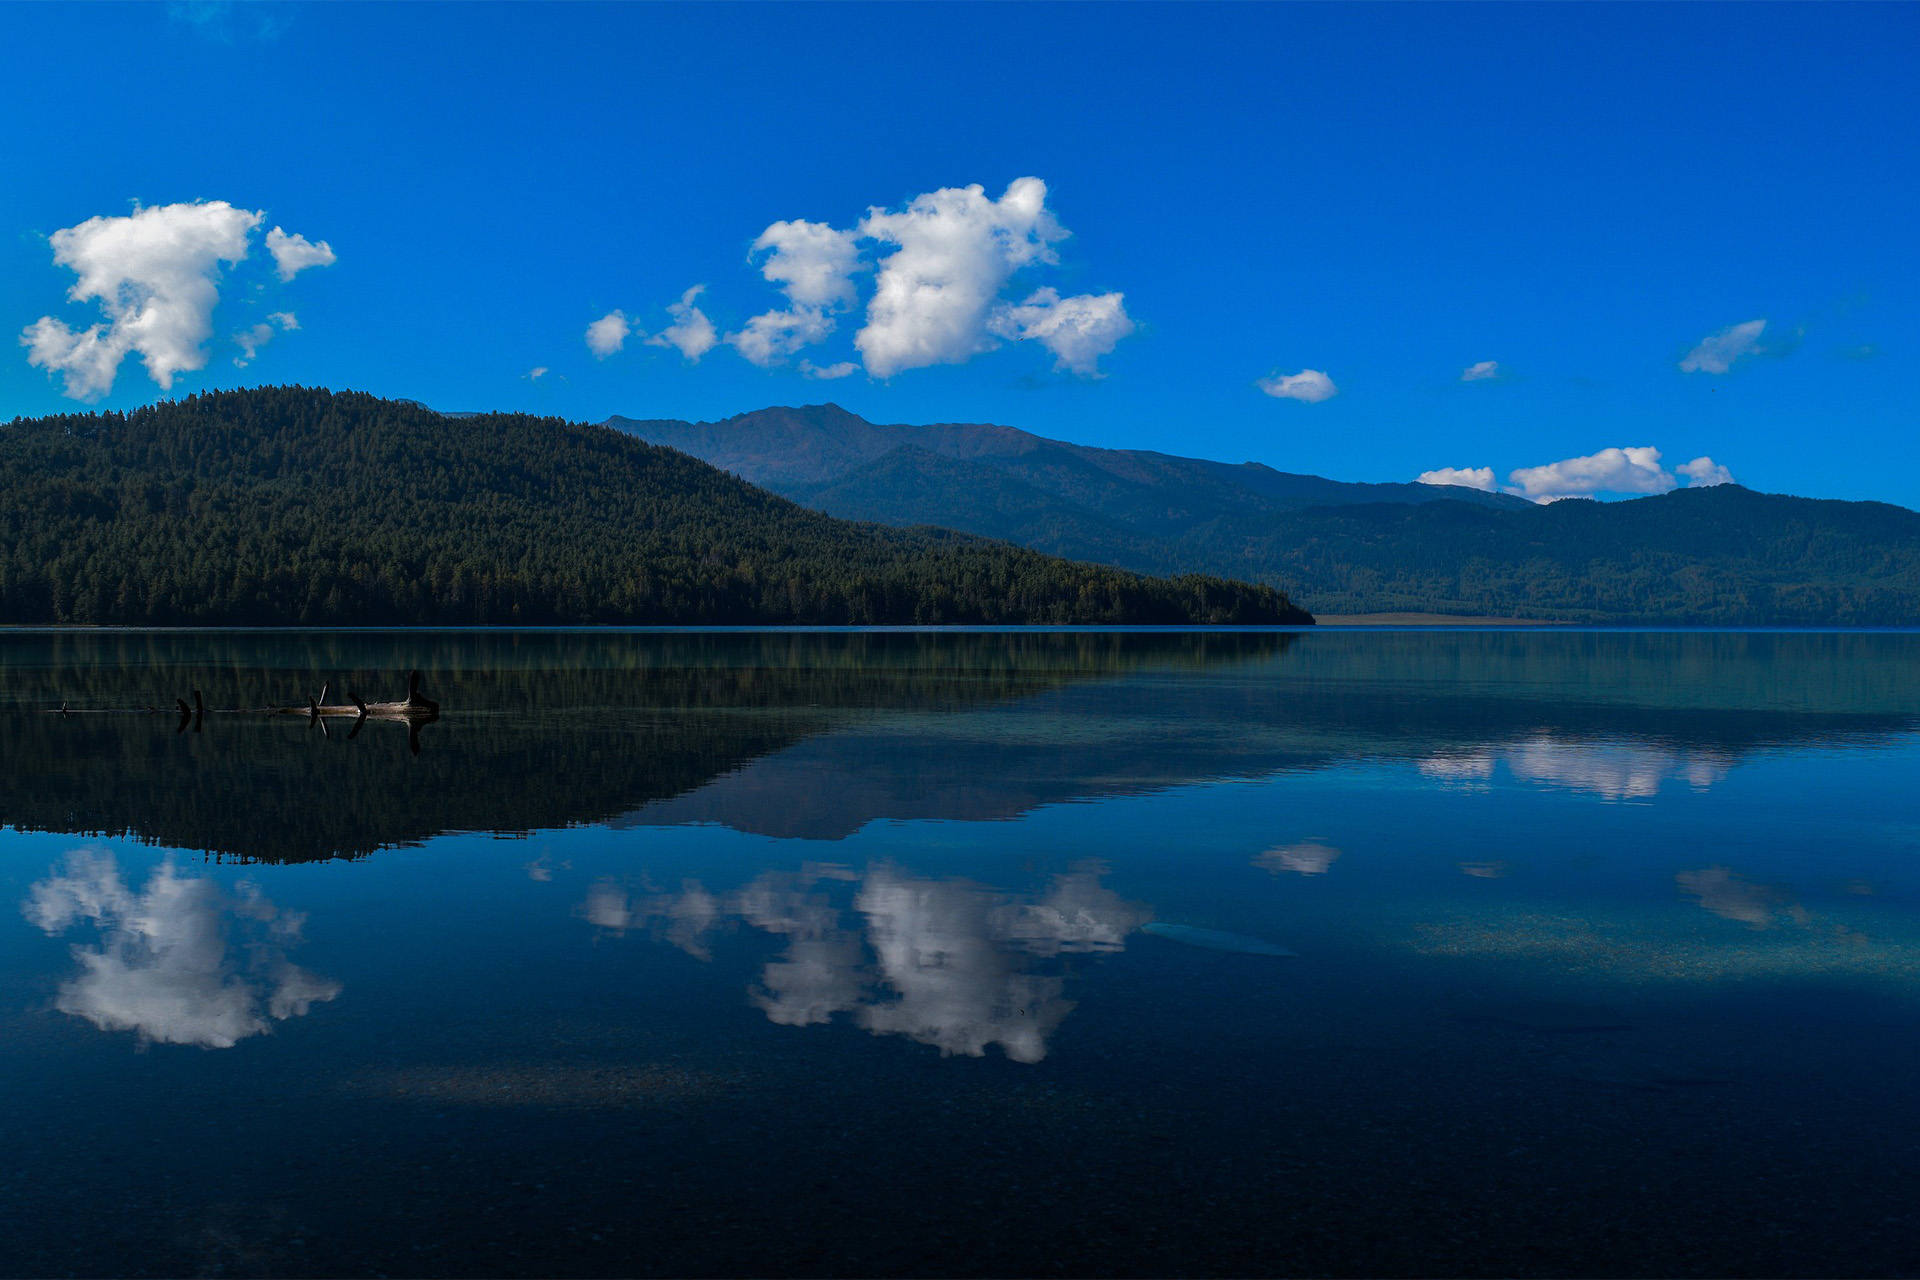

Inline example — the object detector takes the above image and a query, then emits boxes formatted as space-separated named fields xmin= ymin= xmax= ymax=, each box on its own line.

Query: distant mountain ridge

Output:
xmin=607 ymin=404 xmax=1920 ymax=625
xmin=609 ymin=403 xmax=1530 ymax=512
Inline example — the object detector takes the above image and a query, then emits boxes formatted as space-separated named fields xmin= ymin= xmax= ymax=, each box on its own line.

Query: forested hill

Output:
xmin=0 ymin=388 xmax=1307 ymax=626
xmin=609 ymin=404 xmax=1920 ymax=625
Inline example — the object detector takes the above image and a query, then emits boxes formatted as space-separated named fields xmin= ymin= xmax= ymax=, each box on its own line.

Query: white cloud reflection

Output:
xmin=1252 ymin=839 xmax=1341 ymax=876
xmin=22 ymin=851 xmax=340 ymax=1049
xmin=1418 ymin=736 xmax=1731 ymax=800
xmin=581 ymin=861 xmax=1148 ymax=1063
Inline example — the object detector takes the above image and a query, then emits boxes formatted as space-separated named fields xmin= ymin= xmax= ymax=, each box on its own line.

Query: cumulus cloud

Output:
xmin=1680 ymin=319 xmax=1766 ymax=374
xmin=749 ymin=218 xmax=863 ymax=311
xmin=729 ymin=221 xmax=865 ymax=368
xmin=264 ymin=226 xmax=335 ymax=281
xmin=595 ymin=177 xmax=1135 ymax=379
xmin=1677 ymin=456 xmax=1735 ymax=487
xmin=1416 ymin=466 xmax=1497 ymax=492
xmin=854 ymin=177 xmax=1066 ymax=378
xmin=1460 ymin=360 xmax=1501 ymax=382
xmin=23 ymin=851 xmax=341 ymax=1049
xmin=525 ymin=366 xmax=549 ymax=380
xmin=987 ymin=287 xmax=1135 ymax=376
xmin=1258 ymin=368 xmax=1338 ymax=403
xmin=22 ymin=200 xmax=263 ymax=399
xmin=729 ymin=305 xmax=837 ymax=368
xmin=1506 ymin=445 xmax=1676 ymax=503
xmin=646 ymin=286 xmax=717 ymax=362
xmin=585 ymin=310 xmax=630 ymax=358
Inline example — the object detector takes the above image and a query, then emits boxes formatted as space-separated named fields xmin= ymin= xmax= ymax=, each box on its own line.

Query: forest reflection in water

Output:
xmin=0 ymin=628 xmax=1914 ymax=860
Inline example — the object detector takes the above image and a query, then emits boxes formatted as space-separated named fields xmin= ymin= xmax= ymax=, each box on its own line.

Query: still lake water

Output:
xmin=1 ymin=628 xmax=1916 ymax=1278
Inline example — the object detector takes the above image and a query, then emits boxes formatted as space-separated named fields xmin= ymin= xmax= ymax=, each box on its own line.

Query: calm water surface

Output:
xmin=1 ymin=629 xmax=1916 ymax=1278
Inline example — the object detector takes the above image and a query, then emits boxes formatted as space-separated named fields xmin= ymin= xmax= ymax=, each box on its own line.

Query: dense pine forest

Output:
xmin=0 ymin=388 xmax=1308 ymax=626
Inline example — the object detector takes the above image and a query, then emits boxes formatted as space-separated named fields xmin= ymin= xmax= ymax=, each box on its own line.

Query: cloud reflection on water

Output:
xmin=1253 ymin=840 xmax=1342 ymax=876
xmin=1420 ymin=736 xmax=1732 ymax=800
xmin=22 ymin=851 xmax=341 ymax=1048
xmin=582 ymin=861 xmax=1149 ymax=1063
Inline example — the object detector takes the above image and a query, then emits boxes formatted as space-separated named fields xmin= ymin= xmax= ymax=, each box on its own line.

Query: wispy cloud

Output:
xmin=1680 ymin=319 xmax=1766 ymax=374
xmin=231 ymin=310 xmax=297 ymax=367
xmin=1258 ymin=368 xmax=1338 ymax=403
xmin=1415 ymin=466 xmax=1496 ymax=492
xmin=1460 ymin=360 xmax=1501 ymax=382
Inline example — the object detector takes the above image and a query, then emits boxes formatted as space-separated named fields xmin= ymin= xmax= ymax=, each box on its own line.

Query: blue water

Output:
xmin=1 ymin=630 xmax=1915 ymax=1277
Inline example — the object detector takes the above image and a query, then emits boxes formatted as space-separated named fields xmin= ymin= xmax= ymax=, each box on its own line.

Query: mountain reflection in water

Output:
xmin=581 ymin=861 xmax=1149 ymax=1063
xmin=0 ymin=629 xmax=1915 ymax=861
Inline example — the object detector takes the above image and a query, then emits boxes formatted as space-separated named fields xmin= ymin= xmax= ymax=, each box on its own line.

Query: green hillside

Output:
xmin=0 ymin=388 xmax=1307 ymax=626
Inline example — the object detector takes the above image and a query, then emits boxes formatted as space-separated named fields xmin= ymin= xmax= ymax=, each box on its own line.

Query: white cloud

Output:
xmin=233 ymin=323 xmax=273 ymax=367
xmin=1259 ymin=368 xmax=1338 ymax=403
xmin=22 ymin=200 xmax=262 ymax=399
xmin=585 ymin=310 xmax=630 ymax=358
xmin=1506 ymin=445 xmax=1676 ymax=503
xmin=1460 ymin=360 xmax=1500 ymax=382
xmin=264 ymin=226 xmax=336 ymax=281
xmin=600 ymin=177 xmax=1132 ymax=380
xmin=988 ymin=287 xmax=1135 ymax=376
xmin=23 ymin=851 xmax=340 ymax=1049
xmin=1416 ymin=466 xmax=1497 ymax=492
xmin=749 ymin=219 xmax=862 ymax=311
xmin=1680 ymin=319 xmax=1766 ymax=374
xmin=729 ymin=305 xmax=836 ymax=368
xmin=1677 ymin=456 xmax=1735 ymax=487
xmin=646 ymin=286 xmax=717 ymax=363
xmin=854 ymin=177 xmax=1067 ymax=378
xmin=525 ymin=366 xmax=549 ymax=380
xmin=231 ymin=309 xmax=299 ymax=367
xmin=728 ymin=220 xmax=862 ymax=368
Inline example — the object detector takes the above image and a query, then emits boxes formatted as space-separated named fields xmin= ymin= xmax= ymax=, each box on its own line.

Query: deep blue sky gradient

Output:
xmin=2 ymin=2 xmax=1913 ymax=503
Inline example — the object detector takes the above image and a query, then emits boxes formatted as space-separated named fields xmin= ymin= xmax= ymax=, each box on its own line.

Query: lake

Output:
xmin=1 ymin=628 xmax=1916 ymax=1278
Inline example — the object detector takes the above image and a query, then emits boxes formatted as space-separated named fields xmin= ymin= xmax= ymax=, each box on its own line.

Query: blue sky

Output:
xmin=2 ymin=2 xmax=1914 ymax=505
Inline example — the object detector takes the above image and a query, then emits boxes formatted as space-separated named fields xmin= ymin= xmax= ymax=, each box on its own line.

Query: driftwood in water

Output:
xmin=281 ymin=669 xmax=440 ymax=722
xmin=46 ymin=670 xmax=439 ymax=729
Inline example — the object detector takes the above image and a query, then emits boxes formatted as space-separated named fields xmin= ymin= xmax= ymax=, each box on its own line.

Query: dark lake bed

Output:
xmin=2 ymin=628 xmax=1916 ymax=1278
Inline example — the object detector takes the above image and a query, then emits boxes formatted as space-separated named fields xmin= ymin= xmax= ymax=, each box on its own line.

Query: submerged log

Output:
xmin=281 ymin=669 xmax=440 ymax=722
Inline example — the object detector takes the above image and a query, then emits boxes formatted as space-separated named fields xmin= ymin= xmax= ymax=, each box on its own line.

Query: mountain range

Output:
xmin=610 ymin=405 xmax=1920 ymax=625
